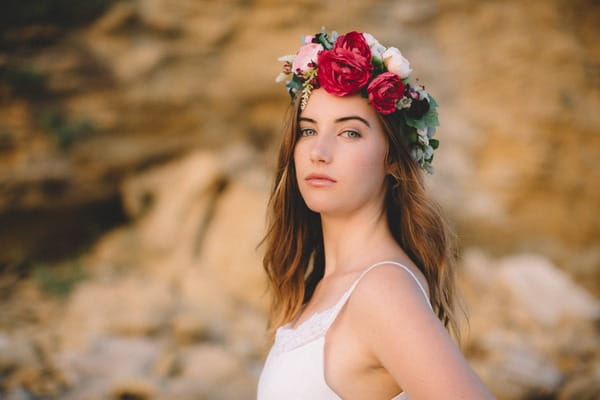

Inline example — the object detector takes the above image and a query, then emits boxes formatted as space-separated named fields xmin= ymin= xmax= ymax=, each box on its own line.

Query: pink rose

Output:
xmin=367 ymin=72 xmax=405 ymax=114
xmin=292 ymin=43 xmax=324 ymax=75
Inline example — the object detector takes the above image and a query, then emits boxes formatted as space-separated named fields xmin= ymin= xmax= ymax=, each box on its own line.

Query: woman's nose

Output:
xmin=309 ymin=136 xmax=332 ymax=164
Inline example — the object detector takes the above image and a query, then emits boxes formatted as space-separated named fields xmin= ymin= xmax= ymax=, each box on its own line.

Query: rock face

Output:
xmin=461 ymin=249 xmax=600 ymax=400
xmin=47 ymin=150 xmax=267 ymax=399
xmin=0 ymin=0 xmax=599 ymax=399
xmin=432 ymin=0 xmax=600 ymax=296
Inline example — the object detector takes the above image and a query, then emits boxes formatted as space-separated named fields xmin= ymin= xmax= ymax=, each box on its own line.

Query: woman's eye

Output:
xmin=299 ymin=128 xmax=316 ymax=137
xmin=342 ymin=130 xmax=361 ymax=139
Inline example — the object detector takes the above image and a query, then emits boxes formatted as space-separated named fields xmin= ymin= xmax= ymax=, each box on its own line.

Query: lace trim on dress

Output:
xmin=270 ymin=261 xmax=431 ymax=357
xmin=271 ymin=291 xmax=349 ymax=356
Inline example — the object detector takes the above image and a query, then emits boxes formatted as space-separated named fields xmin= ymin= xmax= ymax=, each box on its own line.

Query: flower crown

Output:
xmin=276 ymin=28 xmax=440 ymax=174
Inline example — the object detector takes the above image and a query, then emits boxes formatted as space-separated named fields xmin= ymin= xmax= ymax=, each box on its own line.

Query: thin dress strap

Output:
xmin=273 ymin=261 xmax=432 ymax=355
xmin=330 ymin=261 xmax=432 ymax=319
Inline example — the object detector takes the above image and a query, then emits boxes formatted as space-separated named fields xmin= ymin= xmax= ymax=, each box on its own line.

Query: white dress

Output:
xmin=257 ymin=261 xmax=432 ymax=399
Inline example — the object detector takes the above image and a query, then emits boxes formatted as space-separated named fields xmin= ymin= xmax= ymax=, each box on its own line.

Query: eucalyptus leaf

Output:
xmin=286 ymin=78 xmax=302 ymax=91
xmin=422 ymin=106 xmax=439 ymax=127
xmin=424 ymin=145 xmax=434 ymax=159
xmin=404 ymin=114 xmax=426 ymax=130
xmin=317 ymin=33 xmax=333 ymax=49
xmin=428 ymin=95 xmax=438 ymax=107
xmin=427 ymin=126 xmax=436 ymax=138
xmin=415 ymin=148 xmax=424 ymax=160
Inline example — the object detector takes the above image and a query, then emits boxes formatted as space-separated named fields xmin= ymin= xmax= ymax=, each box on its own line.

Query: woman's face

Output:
xmin=294 ymin=88 xmax=389 ymax=217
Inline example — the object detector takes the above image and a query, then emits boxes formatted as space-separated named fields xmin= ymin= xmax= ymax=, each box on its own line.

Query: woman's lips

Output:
xmin=305 ymin=173 xmax=336 ymax=187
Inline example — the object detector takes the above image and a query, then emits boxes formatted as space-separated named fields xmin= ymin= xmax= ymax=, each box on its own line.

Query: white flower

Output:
xmin=424 ymin=145 xmax=434 ymax=159
xmin=275 ymin=71 xmax=290 ymax=83
xmin=363 ymin=32 xmax=386 ymax=60
xmin=397 ymin=96 xmax=412 ymax=110
xmin=417 ymin=130 xmax=429 ymax=146
xmin=382 ymin=47 xmax=412 ymax=79
xmin=330 ymin=30 xmax=339 ymax=43
xmin=277 ymin=55 xmax=296 ymax=63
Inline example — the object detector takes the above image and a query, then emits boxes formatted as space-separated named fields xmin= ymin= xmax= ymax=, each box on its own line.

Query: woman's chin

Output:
xmin=303 ymin=200 xmax=351 ymax=216
xmin=304 ymin=200 xmax=336 ymax=214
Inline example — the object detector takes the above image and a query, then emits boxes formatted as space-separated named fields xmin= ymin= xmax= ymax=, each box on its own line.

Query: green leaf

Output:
xmin=426 ymin=126 xmax=436 ymax=138
xmin=428 ymin=94 xmax=438 ymax=107
xmin=430 ymin=139 xmax=439 ymax=149
xmin=407 ymin=131 xmax=418 ymax=143
xmin=287 ymin=74 xmax=303 ymax=91
xmin=404 ymin=114 xmax=426 ymax=130
xmin=422 ymin=105 xmax=439 ymax=127
xmin=317 ymin=33 xmax=333 ymax=50
xmin=371 ymin=57 xmax=385 ymax=73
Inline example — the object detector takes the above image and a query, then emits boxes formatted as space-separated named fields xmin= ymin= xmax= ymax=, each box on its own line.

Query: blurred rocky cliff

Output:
xmin=0 ymin=0 xmax=598 ymax=399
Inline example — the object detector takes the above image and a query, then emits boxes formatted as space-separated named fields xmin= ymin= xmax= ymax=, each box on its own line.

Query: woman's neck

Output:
xmin=320 ymin=205 xmax=400 ymax=278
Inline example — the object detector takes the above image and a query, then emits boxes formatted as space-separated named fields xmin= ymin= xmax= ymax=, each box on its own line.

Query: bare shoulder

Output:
xmin=344 ymin=263 xmax=495 ymax=398
xmin=344 ymin=262 xmax=442 ymax=353
xmin=347 ymin=262 xmax=433 ymax=321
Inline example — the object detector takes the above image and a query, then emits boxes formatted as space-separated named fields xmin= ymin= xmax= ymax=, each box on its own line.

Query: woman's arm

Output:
xmin=348 ymin=265 xmax=495 ymax=399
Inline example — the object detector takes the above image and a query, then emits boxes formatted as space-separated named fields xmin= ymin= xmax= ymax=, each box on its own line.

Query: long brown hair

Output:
xmin=261 ymin=96 xmax=460 ymax=344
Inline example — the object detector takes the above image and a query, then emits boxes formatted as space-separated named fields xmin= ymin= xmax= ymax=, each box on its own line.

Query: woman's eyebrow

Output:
xmin=335 ymin=116 xmax=371 ymax=128
xmin=298 ymin=116 xmax=371 ymax=128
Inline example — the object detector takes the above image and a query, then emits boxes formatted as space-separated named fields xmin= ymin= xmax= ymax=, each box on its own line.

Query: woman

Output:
xmin=257 ymin=29 xmax=494 ymax=399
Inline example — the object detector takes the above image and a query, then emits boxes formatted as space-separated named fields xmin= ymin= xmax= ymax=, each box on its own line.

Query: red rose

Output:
xmin=317 ymin=47 xmax=373 ymax=96
xmin=367 ymin=72 xmax=405 ymax=114
xmin=334 ymin=31 xmax=371 ymax=60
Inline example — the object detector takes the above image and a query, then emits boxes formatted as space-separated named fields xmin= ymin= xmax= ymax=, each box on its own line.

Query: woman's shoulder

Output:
xmin=346 ymin=261 xmax=433 ymax=323
xmin=342 ymin=262 xmax=443 ymax=366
